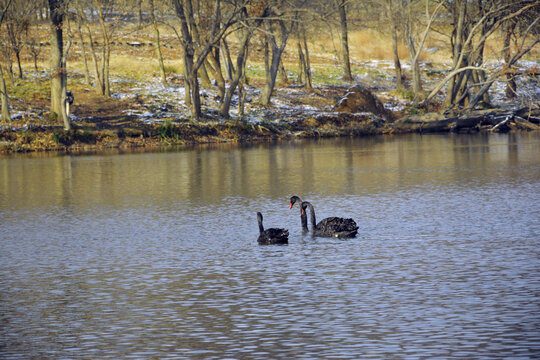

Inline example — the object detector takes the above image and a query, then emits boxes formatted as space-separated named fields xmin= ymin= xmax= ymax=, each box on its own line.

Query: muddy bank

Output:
xmin=1 ymin=107 xmax=538 ymax=154
xmin=0 ymin=113 xmax=380 ymax=154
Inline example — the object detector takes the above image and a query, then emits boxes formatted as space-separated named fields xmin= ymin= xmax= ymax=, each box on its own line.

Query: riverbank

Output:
xmin=1 ymin=105 xmax=539 ymax=154
xmin=2 ymin=60 xmax=539 ymax=155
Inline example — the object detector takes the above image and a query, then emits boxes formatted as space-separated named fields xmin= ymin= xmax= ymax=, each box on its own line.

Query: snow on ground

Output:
xmin=3 ymin=59 xmax=538 ymax=131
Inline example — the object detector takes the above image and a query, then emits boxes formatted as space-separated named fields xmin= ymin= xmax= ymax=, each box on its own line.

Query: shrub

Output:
xmin=53 ymin=129 xmax=73 ymax=146
xmin=157 ymin=121 xmax=180 ymax=140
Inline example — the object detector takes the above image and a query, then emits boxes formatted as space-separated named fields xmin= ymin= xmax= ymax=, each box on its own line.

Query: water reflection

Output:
xmin=1 ymin=133 xmax=539 ymax=359
xmin=2 ymin=134 xmax=539 ymax=210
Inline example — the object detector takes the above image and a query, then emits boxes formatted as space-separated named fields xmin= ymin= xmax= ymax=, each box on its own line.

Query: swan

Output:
xmin=301 ymin=201 xmax=358 ymax=238
xmin=289 ymin=195 xmax=303 ymax=209
xmin=256 ymin=212 xmax=289 ymax=245
xmin=289 ymin=195 xmax=308 ymax=232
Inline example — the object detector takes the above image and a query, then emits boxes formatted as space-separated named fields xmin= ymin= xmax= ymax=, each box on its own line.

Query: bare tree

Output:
xmin=384 ymin=0 xmax=403 ymax=88
xmin=260 ymin=2 xmax=296 ymax=106
xmin=293 ymin=7 xmax=312 ymax=89
xmin=219 ymin=13 xmax=251 ymax=117
xmin=4 ymin=0 xmax=34 ymax=79
xmin=219 ymin=3 xmax=269 ymax=117
xmin=77 ymin=6 xmax=103 ymax=91
xmin=75 ymin=17 xmax=91 ymax=85
xmin=49 ymin=0 xmax=70 ymax=130
xmin=0 ymin=0 xmax=13 ymax=123
xmin=422 ymin=0 xmax=539 ymax=109
xmin=149 ymin=0 xmax=167 ymax=86
xmin=171 ymin=0 xmax=242 ymax=118
xmin=399 ymin=0 xmax=443 ymax=104
xmin=27 ymin=24 xmax=44 ymax=72
xmin=502 ymin=18 xmax=517 ymax=98
xmin=76 ymin=0 xmax=122 ymax=97
xmin=334 ymin=0 xmax=352 ymax=81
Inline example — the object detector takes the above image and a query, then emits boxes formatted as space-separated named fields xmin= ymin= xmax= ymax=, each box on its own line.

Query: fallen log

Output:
xmin=490 ymin=116 xmax=512 ymax=132
xmin=393 ymin=108 xmax=540 ymax=133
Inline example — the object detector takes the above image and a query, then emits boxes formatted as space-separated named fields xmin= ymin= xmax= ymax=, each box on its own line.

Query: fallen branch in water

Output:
xmin=490 ymin=116 xmax=511 ymax=132
xmin=393 ymin=108 xmax=540 ymax=134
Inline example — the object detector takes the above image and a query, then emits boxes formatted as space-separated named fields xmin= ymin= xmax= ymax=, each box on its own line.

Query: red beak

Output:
xmin=301 ymin=208 xmax=305 ymax=215
xmin=289 ymin=202 xmax=293 ymax=209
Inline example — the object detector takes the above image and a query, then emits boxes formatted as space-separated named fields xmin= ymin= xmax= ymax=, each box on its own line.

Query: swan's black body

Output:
xmin=257 ymin=212 xmax=289 ymax=245
xmin=301 ymin=201 xmax=358 ymax=238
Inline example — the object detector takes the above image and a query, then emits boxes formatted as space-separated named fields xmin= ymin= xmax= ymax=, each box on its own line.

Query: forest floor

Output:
xmin=1 ymin=52 xmax=539 ymax=154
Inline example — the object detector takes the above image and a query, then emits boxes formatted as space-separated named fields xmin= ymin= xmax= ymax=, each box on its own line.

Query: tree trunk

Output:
xmin=15 ymin=50 xmax=23 ymax=79
xmin=220 ymin=28 xmax=250 ymax=117
xmin=79 ymin=8 xmax=103 ymax=92
xmin=302 ymin=27 xmax=312 ymax=89
xmin=221 ymin=38 xmax=234 ymax=81
xmin=173 ymin=0 xmax=201 ymax=118
xmin=402 ymin=9 xmax=423 ymax=104
xmin=278 ymin=59 xmax=288 ymax=85
xmin=104 ymin=44 xmax=111 ymax=97
xmin=391 ymin=27 xmax=402 ymax=88
xmin=260 ymin=16 xmax=291 ymax=106
xmin=296 ymin=39 xmax=305 ymax=84
xmin=385 ymin=0 xmax=403 ymax=88
xmin=445 ymin=0 xmax=467 ymax=107
xmin=5 ymin=53 xmax=14 ymax=84
xmin=261 ymin=51 xmax=281 ymax=106
xmin=503 ymin=21 xmax=517 ymax=99
xmin=97 ymin=6 xmax=111 ymax=97
xmin=207 ymin=51 xmax=225 ymax=101
xmin=138 ymin=0 xmax=143 ymax=28
xmin=77 ymin=21 xmax=91 ymax=86
xmin=183 ymin=0 xmax=211 ymax=88
xmin=49 ymin=0 xmax=68 ymax=129
xmin=0 ymin=64 xmax=10 ymax=122
xmin=336 ymin=0 xmax=353 ymax=81
xmin=219 ymin=25 xmax=251 ymax=117
xmin=150 ymin=0 xmax=167 ymax=86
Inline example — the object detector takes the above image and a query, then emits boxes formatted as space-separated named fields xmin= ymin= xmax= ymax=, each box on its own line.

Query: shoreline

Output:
xmin=1 ymin=107 xmax=539 ymax=155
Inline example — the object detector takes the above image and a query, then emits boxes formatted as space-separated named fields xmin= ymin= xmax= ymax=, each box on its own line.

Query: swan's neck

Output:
xmin=305 ymin=202 xmax=316 ymax=227
xmin=257 ymin=218 xmax=265 ymax=233
xmin=301 ymin=209 xmax=308 ymax=232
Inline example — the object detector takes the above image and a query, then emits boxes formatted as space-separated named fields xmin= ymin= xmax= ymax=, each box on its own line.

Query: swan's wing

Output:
xmin=266 ymin=227 xmax=289 ymax=239
xmin=316 ymin=217 xmax=358 ymax=237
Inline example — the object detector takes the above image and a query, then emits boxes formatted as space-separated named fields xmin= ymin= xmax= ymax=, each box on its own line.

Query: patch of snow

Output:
xmin=10 ymin=112 xmax=25 ymax=120
xmin=112 ymin=93 xmax=136 ymax=100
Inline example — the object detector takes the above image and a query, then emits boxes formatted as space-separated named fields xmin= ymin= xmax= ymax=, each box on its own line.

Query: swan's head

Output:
xmin=257 ymin=212 xmax=263 ymax=222
xmin=289 ymin=195 xmax=302 ymax=209
xmin=301 ymin=201 xmax=309 ymax=214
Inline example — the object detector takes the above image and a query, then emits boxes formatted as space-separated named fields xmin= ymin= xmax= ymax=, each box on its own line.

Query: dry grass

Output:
xmin=13 ymin=19 xmax=538 ymax=86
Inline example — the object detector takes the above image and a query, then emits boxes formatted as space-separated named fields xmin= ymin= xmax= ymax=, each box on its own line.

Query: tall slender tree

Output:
xmin=334 ymin=0 xmax=352 ymax=81
xmin=171 ymin=0 xmax=245 ymax=118
xmin=0 ymin=0 xmax=13 ymax=123
xmin=260 ymin=2 xmax=295 ymax=106
xmin=49 ymin=0 xmax=70 ymax=130
xmin=149 ymin=0 xmax=167 ymax=86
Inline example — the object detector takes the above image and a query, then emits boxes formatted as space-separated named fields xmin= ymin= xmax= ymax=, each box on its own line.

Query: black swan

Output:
xmin=257 ymin=212 xmax=289 ymax=245
xmin=301 ymin=201 xmax=358 ymax=238
xmin=289 ymin=195 xmax=303 ymax=209
xmin=289 ymin=196 xmax=308 ymax=232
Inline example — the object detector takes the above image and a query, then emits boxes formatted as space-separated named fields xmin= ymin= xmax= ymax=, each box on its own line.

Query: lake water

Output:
xmin=1 ymin=133 xmax=539 ymax=359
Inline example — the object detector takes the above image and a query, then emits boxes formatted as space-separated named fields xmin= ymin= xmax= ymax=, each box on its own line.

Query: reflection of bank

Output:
xmin=2 ymin=134 xmax=536 ymax=210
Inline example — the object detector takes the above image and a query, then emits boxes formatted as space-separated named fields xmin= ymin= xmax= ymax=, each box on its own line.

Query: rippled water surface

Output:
xmin=1 ymin=133 xmax=540 ymax=359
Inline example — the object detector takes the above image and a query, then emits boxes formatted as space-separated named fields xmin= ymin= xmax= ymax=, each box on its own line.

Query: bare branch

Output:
xmin=422 ymin=66 xmax=486 ymax=107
